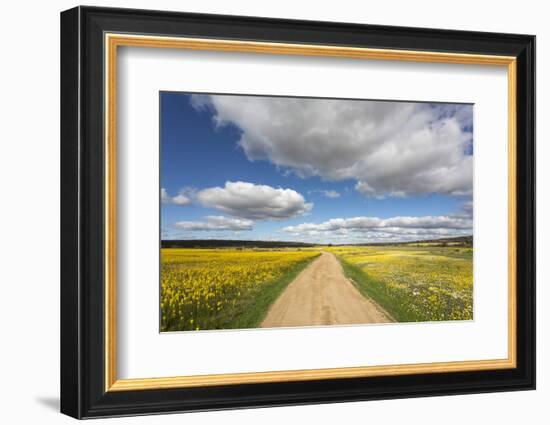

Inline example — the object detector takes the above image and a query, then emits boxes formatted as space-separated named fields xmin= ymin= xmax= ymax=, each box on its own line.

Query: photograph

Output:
xmin=58 ymin=5 xmax=536 ymax=418
xmin=160 ymin=93 xmax=474 ymax=332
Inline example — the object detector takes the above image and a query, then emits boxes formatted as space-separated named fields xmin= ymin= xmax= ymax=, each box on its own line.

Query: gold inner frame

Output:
xmin=104 ymin=33 xmax=518 ymax=392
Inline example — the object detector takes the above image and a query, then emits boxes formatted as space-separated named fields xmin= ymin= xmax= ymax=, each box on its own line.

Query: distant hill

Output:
xmin=362 ymin=235 xmax=473 ymax=247
xmin=161 ymin=235 xmax=472 ymax=249
xmin=161 ymin=239 xmax=316 ymax=249
xmin=404 ymin=235 xmax=473 ymax=247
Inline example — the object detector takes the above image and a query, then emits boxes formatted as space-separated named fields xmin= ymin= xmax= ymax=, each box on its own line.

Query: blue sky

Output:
xmin=161 ymin=92 xmax=473 ymax=244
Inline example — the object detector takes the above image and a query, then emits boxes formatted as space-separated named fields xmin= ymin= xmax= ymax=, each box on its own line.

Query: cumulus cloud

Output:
xmin=324 ymin=190 xmax=341 ymax=198
xmin=447 ymin=200 xmax=474 ymax=220
xmin=310 ymin=189 xmax=341 ymax=198
xmin=191 ymin=95 xmax=473 ymax=197
xmin=355 ymin=181 xmax=406 ymax=199
xmin=282 ymin=211 xmax=472 ymax=243
xmin=161 ymin=188 xmax=192 ymax=206
xmin=173 ymin=215 xmax=254 ymax=231
xmin=461 ymin=200 xmax=474 ymax=217
xmin=196 ymin=181 xmax=312 ymax=220
xmin=283 ymin=214 xmax=472 ymax=234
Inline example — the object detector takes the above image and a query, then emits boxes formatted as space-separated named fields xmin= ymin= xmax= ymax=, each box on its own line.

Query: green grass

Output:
xmin=334 ymin=246 xmax=473 ymax=323
xmin=226 ymin=256 xmax=318 ymax=329
xmin=161 ymin=249 xmax=320 ymax=332
xmin=338 ymin=259 xmax=412 ymax=322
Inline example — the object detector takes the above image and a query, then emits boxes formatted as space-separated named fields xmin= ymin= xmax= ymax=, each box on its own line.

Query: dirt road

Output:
xmin=261 ymin=252 xmax=394 ymax=328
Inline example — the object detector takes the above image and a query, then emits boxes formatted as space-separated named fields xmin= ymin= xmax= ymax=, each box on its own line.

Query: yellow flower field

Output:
xmin=161 ymin=248 xmax=319 ymax=331
xmin=328 ymin=245 xmax=473 ymax=322
xmin=161 ymin=244 xmax=473 ymax=331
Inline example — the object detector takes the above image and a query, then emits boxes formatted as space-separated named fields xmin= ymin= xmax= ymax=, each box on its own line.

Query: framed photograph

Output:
xmin=60 ymin=6 xmax=535 ymax=419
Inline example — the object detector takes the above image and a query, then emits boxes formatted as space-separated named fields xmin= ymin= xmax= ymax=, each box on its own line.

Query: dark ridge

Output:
xmin=160 ymin=235 xmax=473 ymax=249
xmin=354 ymin=235 xmax=473 ymax=247
xmin=161 ymin=239 xmax=316 ymax=248
xmin=402 ymin=235 xmax=473 ymax=247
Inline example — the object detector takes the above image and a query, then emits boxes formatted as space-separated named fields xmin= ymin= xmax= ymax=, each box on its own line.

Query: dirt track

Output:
xmin=261 ymin=252 xmax=394 ymax=328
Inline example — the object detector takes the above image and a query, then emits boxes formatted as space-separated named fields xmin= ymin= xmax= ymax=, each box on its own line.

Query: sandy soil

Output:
xmin=261 ymin=252 xmax=394 ymax=328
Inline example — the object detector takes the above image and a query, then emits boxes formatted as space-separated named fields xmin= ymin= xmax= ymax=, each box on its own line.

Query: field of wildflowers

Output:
xmin=161 ymin=248 xmax=319 ymax=331
xmin=328 ymin=245 xmax=473 ymax=322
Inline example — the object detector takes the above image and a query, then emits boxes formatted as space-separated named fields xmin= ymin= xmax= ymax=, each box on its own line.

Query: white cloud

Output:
xmin=447 ymin=200 xmax=474 ymax=220
xmin=462 ymin=200 xmax=474 ymax=217
xmin=355 ymin=181 xmax=406 ymax=199
xmin=161 ymin=188 xmax=192 ymax=206
xmin=310 ymin=189 xmax=341 ymax=198
xmin=324 ymin=190 xmax=340 ymax=199
xmin=196 ymin=181 xmax=312 ymax=220
xmin=354 ymin=181 xmax=376 ymax=196
xmin=191 ymin=95 xmax=473 ymax=197
xmin=282 ymin=211 xmax=472 ymax=243
xmin=282 ymin=227 xmax=471 ymax=245
xmin=173 ymin=215 xmax=254 ymax=231
xmin=283 ymin=214 xmax=472 ymax=234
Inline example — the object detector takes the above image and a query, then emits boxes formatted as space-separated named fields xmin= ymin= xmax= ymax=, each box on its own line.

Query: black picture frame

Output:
xmin=61 ymin=5 xmax=535 ymax=419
